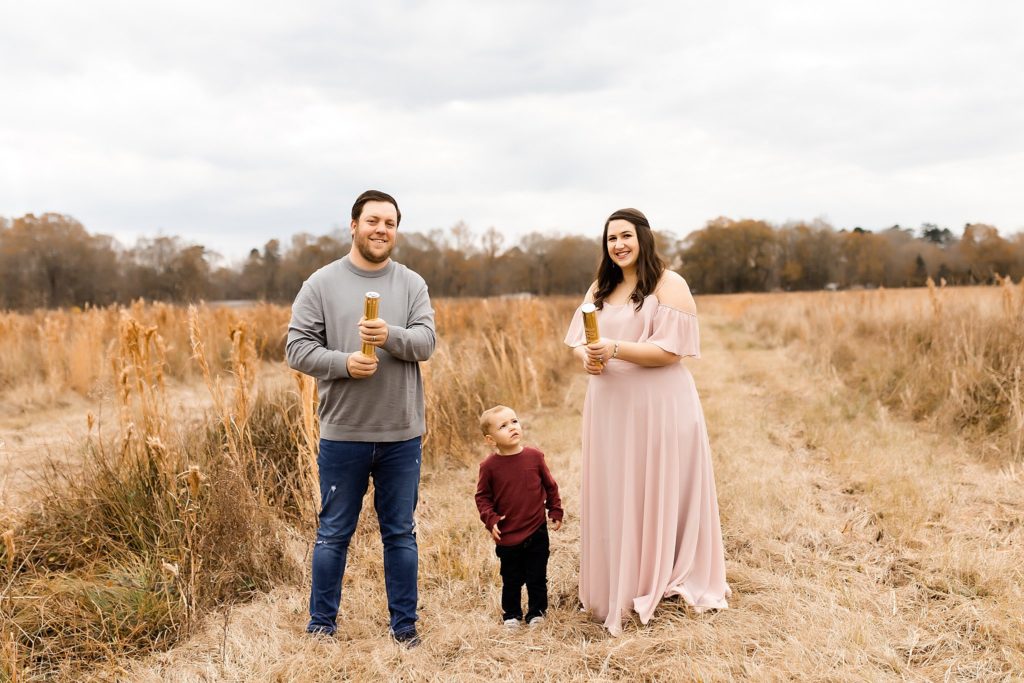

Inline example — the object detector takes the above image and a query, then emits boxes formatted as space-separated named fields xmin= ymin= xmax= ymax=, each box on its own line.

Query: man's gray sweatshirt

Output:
xmin=286 ymin=255 xmax=436 ymax=442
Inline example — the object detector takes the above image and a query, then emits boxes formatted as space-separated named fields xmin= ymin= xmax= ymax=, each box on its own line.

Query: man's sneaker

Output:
xmin=527 ymin=616 xmax=545 ymax=628
xmin=503 ymin=618 xmax=521 ymax=629
xmin=393 ymin=629 xmax=421 ymax=648
xmin=306 ymin=625 xmax=336 ymax=638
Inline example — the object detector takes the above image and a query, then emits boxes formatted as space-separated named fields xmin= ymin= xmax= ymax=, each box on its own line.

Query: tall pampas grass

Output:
xmin=0 ymin=308 xmax=304 ymax=679
xmin=728 ymin=280 xmax=1024 ymax=460
xmin=0 ymin=302 xmax=291 ymax=409
xmin=422 ymin=296 xmax=578 ymax=465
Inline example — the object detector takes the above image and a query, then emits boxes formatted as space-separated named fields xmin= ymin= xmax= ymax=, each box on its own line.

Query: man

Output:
xmin=286 ymin=190 xmax=435 ymax=645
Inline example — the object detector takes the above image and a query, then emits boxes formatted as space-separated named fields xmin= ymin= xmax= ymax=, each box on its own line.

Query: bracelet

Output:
xmin=612 ymin=342 xmax=620 ymax=359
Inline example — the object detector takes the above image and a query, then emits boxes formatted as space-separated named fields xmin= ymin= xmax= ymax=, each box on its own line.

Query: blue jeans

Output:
xmin=307 ymin=436 xmax=421 ymax=636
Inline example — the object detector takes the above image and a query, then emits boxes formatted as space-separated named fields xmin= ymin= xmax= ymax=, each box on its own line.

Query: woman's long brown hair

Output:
xmin=593 ymin=208 xmax=666 ymax=311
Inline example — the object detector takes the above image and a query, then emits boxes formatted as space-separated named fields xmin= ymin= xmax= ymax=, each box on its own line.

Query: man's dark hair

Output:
xmin=593 ymin=208 xmax=666 ymax=311
xmin=351 ymin=190 xmax=402 ymax=226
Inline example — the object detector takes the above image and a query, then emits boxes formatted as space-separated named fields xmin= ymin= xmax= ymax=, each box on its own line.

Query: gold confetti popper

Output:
xmin=362 ymin=292 xmax=380 ymax=356
xmin=581 ymin=303 xmax=602 ymax=368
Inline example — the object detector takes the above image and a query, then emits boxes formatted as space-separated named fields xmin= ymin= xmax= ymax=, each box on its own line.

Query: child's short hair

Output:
xmin=479 ymin=405 xmax=512 ymax=436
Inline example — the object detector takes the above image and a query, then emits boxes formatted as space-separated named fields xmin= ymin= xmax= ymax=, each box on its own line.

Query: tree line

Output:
xmin=678 ymin=218 xmax=1024 ymax=294
xmin=1 ymin=212 xmax=1022 ymax=310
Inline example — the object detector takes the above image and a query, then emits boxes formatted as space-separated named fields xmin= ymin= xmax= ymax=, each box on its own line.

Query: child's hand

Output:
xmin=551 ymin=518 xmax=563 ymax=531
xmin=491 ymin=515 xmax=506 ymax=542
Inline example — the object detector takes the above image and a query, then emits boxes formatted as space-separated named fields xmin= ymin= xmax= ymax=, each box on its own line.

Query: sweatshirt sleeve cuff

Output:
xmin=382 ymin=325 xmax=404 ymax=352
xmin=328 ymin=350 xmax=351 ymax=379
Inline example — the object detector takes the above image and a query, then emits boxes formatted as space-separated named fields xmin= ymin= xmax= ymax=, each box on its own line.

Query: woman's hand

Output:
xmin=583 ymin=354 xmax=603 ymax=375
xmin=586 ymin=339 xmax=614 ymax=363
xmin=576 ymin=345 xmax=603 ymax=375
xmin=580 ymin=338 xmax=614 ymax=375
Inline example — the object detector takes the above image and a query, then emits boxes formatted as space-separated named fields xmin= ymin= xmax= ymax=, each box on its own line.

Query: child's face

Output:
xmin=485 ymin=408 xmax=523 ymax=451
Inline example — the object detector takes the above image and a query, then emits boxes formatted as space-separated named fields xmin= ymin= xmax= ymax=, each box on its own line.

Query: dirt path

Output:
xmin=1 ymin=391 xmax=97 ymax=510
xmin=103 ymin=313 xmax=1024 ymax=680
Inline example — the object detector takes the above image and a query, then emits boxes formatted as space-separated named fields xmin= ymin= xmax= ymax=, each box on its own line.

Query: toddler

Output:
xmin=475 ymin=405 xmax=563 ymax=628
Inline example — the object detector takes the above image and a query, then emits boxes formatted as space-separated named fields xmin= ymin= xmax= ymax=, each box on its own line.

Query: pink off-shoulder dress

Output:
xmin=565 ymin=294 xmax=730 ymax=635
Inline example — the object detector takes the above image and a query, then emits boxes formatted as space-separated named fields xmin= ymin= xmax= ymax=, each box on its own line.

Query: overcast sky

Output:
xmin=2 ymin=1 xmax=1022 ymax=262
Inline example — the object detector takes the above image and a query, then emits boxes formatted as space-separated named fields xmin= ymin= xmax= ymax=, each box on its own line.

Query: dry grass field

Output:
xmin=1 ymin=284 xmax=1022 ymax=681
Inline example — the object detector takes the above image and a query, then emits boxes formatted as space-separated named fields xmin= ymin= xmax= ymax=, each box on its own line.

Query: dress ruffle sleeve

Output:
xmin=564 ymin=306 xmax=587 ymax=347
xmin=640 ymin=304 xmax=700 ymax=358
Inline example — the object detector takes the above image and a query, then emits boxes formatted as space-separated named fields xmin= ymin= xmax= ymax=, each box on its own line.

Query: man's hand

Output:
xmin=491 ymin=515 xmax=506 ymax=542
xmin=347 ymin=351 xmax=379 ymax=379
xmin=359 ymin=316 xmax=390 ymax=348
xmin=551 ymin=518 xmax=563 ymax=531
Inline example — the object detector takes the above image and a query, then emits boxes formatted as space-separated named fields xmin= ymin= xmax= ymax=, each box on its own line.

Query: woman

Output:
xmin=564 ymin=208 xmax=730 ymax=635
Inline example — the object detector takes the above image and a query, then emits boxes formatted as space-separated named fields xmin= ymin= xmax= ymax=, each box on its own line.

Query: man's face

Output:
xmin=351 ymin=200 xmax=399 ymax=264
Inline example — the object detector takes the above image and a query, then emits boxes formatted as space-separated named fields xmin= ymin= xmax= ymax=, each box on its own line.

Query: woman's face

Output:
xmin=606 ymin=219 xmax=640 ymax=270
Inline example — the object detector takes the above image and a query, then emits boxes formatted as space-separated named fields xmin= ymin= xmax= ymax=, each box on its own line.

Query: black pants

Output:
xmin=495 ymin=524 xmax=549 ymax=621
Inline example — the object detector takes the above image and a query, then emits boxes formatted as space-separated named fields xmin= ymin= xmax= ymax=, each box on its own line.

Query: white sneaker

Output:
xmin=528 ymin=616 xmax=545 ymax=628
xmin=503 ymin=618 xmax=520 ymax=629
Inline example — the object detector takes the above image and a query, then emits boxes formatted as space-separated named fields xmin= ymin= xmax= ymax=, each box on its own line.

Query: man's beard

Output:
xmin=355 ymin=232 xmax=393 ymax=264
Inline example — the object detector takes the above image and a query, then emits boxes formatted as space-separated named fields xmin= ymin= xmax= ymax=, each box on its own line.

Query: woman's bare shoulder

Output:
xmin=654 ymin=271 xmax=696 ymax=314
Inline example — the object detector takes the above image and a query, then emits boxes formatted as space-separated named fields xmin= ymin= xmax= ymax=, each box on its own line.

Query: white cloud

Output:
xmin=1 ymin=0 xmax=1021 ymax=261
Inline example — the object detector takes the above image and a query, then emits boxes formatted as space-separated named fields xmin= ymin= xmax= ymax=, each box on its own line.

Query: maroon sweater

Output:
xmin=475 ymin=446 xmax=563 ymax=547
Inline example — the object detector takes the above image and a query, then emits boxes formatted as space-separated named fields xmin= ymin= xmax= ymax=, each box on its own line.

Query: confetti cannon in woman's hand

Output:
xmin=581 ymin=303 xmax=602 ymax=368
